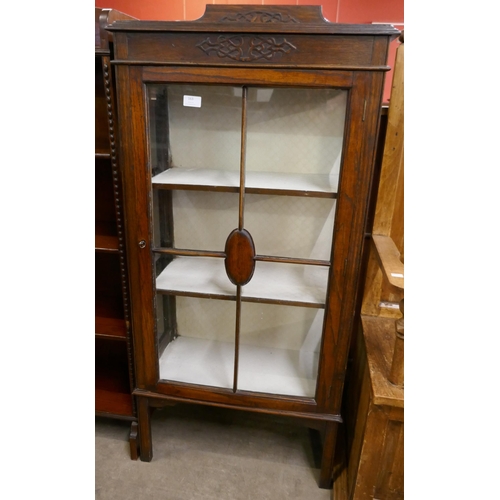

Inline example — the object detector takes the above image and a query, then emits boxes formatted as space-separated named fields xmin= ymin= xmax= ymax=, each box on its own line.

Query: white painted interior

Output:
xmin=150 ymin=84 xmax=345 ymax=398
xmin=156 ymin=257 xmax=328 ymax=306
xmin=152 ymin=168 xmax=339 ymax=194
xmin=152 ymin=190 xmax=336 ymax=260
xmin=151 ymin=84 xmax=347 ymax=179
xmin=159 ymin=337 xmax=319 ymax=397
xmin=158 ymin=298 xmax=323 ymax=397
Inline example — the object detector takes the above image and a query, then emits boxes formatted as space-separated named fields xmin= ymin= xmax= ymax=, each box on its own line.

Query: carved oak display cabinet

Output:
xmin=108 ymin=6 xmax=399 ymax=488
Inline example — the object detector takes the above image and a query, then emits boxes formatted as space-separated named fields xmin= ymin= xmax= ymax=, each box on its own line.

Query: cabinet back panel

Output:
xmin=95 ymin=57 xmax=110 ymax=153
xmin=95 ymin=157 xmax=117 ymax=225
xmin=157 ymin=190 xmax=336 ymax=261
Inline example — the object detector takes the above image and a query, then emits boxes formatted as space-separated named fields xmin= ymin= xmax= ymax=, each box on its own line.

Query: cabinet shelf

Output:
xmin=156 ymin=256 xmax=328 ymax=307
xmin=95 ymin=151 xmax=111 ymax=159
xmin=159 ymin=336 xmax=318 ymax=398
xmin=95 ymin=338 xmax=133 ymax=416
xmin=95 ymin=221 xmax=119 ymax=252
xmin=95 ymin=294 xmax=126 ymax=339
xmin=152 ymin=168 xmax=338 ymax=198
xmin=95 ymin=317 xmax=127 ymax=339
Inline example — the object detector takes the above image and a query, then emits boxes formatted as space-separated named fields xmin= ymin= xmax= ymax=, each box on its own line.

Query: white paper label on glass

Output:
xmin=183 ymin=95 xmax=202 ymax=108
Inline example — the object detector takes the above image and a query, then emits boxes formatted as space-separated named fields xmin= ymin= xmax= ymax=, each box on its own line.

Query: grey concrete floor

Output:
xmin=95 ymin=404 xmax=333 ymax=499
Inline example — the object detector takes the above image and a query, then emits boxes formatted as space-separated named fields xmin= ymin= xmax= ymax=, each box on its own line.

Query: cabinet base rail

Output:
xmin=133 ymin=390 xmax=341 ymax=488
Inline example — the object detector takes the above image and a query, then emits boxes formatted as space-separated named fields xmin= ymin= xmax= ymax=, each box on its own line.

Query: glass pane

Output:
xmin=245 ymin=87 xmax=347 ymax=185
xmin=156 ymin=255 xmax=236 ymax=300
xmin=238 ymin=302 xmax=323 ymax=397
xmin=157 ymin=295 xmax=236 ymax=390
xmin=149 ymin=84 xmax=242 ymax=177
xmin=244 ymin=194 xmax=335 ymax=261
xmin=153 ymin=189 xmax=239 ymax=252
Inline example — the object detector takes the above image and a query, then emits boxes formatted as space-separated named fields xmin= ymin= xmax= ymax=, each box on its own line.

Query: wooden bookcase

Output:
xmin=108 ymin=6 xmax=399 ymax=488
xmin=95 ymin=7 xmax=139 ymax=458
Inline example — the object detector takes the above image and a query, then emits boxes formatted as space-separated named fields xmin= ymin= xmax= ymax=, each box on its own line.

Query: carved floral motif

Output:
xmin=196 ymin=35 xmax=297 ymax=62
xmin=220 ymin=11 xmax=299 ymax=24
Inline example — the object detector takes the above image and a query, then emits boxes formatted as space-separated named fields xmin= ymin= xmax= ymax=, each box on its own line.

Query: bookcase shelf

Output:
xmin=95 ymin=7 xmax=138 ymax=456
xmin=152 ymin=168 xmax=339 ymax=198
xmin=156 ymin=256 xmax=328 ymax=307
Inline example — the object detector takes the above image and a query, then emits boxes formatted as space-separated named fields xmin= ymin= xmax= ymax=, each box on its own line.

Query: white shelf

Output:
xmin=153 ymin=168 xmax=239 ymax=190
xmin=152 ymin=168 xmax=338 ymax=195
xmin=156 ymin=257 xmax=328 ymax=307
xmin=238 ymin=342 xmax=319 ymax=397
xmin=159 ymin=337 xmax=234 ymax=390
xmin=156 ymin=256 xmax=236 ymax=299
xmin=158 ymin=336 xmax=319 ymax=397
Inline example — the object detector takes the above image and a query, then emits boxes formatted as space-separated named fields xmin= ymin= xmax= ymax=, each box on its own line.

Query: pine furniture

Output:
xmin=335 ymin=32 xmax=404 ymax=500
xmin=107 ymin=5 xmax=399 ymax=488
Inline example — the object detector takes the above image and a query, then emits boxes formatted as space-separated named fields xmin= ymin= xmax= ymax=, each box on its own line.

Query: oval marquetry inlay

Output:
xmin=224 ymin=229 xmax=256 ymax=286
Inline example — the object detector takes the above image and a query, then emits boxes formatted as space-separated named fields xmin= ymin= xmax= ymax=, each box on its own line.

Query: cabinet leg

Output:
xmin=319 ymin=421 xmax=337 ymax=489
xmin=137 ymin=397 xmax=153 ymax=462
xmin=129 ymin=421 xmax=139 ymax=460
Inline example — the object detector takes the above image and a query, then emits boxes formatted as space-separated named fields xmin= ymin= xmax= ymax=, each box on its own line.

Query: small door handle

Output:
xmin=138 ymin=240 xmax=146 ymax=249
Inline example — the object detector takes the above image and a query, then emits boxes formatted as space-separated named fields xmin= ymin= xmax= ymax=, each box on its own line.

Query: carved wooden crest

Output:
xmin=220 ymin=11 xmax=299 ymax=24
xmin=196 ymin=35 xmax=297 ymax=62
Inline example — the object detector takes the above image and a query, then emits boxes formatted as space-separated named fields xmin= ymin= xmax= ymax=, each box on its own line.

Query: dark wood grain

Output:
xmin=95 ymin=57 xmax=110 ymax=153
xmin=107 ymin=5 xmax=398 ymax=37
xmin=224 ymin=229 xmax=256 ymax=286
xmin=233 ymin=286 xmax=242 ymax=393
xmin=110 ymin=5 xmax=398 ymax=488
xmin=95 ymin=338 xmax=133 ymax=416
xmin=239 ymin=86 xmax=248 ymax=229
xmin=152 ymin=181 xmax=337 ymax=198
xmin=95 ymin=7 xmax=138 ymax=428
xmin=143 ymin=66 xmax=353 ymax=89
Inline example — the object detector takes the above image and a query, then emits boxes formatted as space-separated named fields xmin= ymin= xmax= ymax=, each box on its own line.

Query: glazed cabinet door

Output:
xmin=149 ymin=82 xmax=348 ymax=398
xmin=117 ymin=64 xmax=383 ymax=413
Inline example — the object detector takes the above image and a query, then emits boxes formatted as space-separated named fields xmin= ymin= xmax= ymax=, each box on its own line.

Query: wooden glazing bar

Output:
xmin=233 ymin=285 xmax=242 ymax=393
xmin=152 ymin=168 xmax=339 ymax=197
xmin=156 ymin=289 xmax=237 ymax=301
xmin=152 ymin=181 xmax=337 ymax=198
xmin=255 ymin=255 xmax=330 ymax=267
xmin=240 ymin=296 xmax=324 ymax=309
xmin=152 ymin=247 xmax=225 ymax=259
xmin=239 ymin=86 xmax=248 ymax=230
xmin=246 ymin=187 xmax=336 ymax=198
xmin=156 ymin=290 xmax=325 ymax=309
xmin=153 ymin=249 xmax=330 ymax=267
xmin=155 ymin=257 xmax=328 ymax=306
xmin=152 ymin=183 xmax=240 ymax=194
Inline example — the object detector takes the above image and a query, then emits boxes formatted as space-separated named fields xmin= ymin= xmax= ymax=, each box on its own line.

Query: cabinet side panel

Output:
xmin=316 ymin=70 xmax=386 ymax=414
xmin=115 ymin=64 xmax=158 ymax=388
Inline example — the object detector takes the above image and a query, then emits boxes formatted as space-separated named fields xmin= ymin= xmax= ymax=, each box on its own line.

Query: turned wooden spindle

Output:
xmin=389 ymin=298 xmax=404 ymax=386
